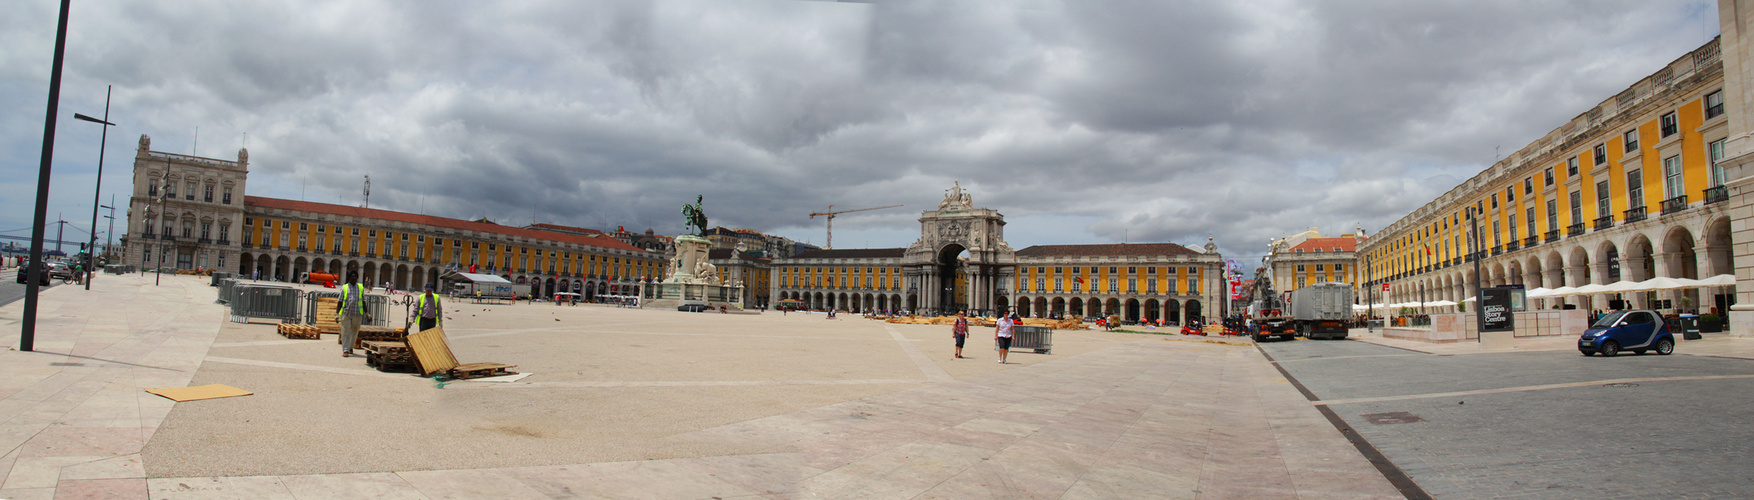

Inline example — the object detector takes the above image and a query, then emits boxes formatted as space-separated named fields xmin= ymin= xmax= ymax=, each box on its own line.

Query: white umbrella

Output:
xmin=1546 ymin=286 xmax=1580 ymax=297
xmin=1525 ymin=287 xmax=1554 ymax=298
xmin=1625 ymin=276 xmax=1695 ymax=292
xmin=1573 ymin=283 xmax=1611 ymax=295
xmin=1599 ymin=280 xmax=1645 ymax=294
xmin=1698 ymin=274 xmax=1736 ymax=287
xmin=1427 ymin=300 xmax=1457 ymax=307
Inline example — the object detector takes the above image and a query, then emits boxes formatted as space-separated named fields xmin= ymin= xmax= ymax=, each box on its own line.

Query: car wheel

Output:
xmin=1600 ymin=340 xmax=1619 ymax=357
xmin=1252 ymin=333 xmax=1265 ymax=342
xmin=1656 ymin=338 xmax=1674 ymax=355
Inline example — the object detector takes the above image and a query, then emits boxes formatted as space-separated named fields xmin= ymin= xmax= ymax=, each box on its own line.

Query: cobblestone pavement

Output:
xmin=1260 ymin=337 xmax=1754 ymax=499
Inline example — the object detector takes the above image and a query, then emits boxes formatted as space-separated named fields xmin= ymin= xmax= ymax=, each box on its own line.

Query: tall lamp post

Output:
xmin=22 ymin=0 xmax=75 ymax=352
xmin=99 ymin=196 xmax=115 ymax=262
xmin=1468 ymin=206 xmax=1484 ymax=344
xmin=75 ymin=85 xmax=114 ymax=291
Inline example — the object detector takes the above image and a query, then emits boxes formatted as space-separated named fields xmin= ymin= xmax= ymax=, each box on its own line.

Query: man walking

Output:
xmin=337 ymin=271 xmax=369 ymax=357
xmin=412 ymin=282 xmax=442 ymax=332
xmin=995 ymin=312 xmax=1016 ymax=364
xmin=951 ymin=310 xmax=970 ymax=359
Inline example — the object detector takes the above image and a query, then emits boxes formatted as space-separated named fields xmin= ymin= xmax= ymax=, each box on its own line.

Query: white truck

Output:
xmin=450 ymin=281 xmax=531 ymax=300
xmin=1287 ymin=282 xmax=1354 ymax=339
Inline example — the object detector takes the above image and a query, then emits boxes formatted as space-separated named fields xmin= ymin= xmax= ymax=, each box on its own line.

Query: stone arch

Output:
xmin=1164 ymin=299 xmax=1181 ymax=325
xmin=1185 ymin=300 xmax=1202 ymax=324
xmin=1069 ymin=297 xmax=1084 ymax=317
xmin=1662 ymin=225 xmax=1700 ymax=312
xmin=1051 ymin=297 xmax=1067 ymax=318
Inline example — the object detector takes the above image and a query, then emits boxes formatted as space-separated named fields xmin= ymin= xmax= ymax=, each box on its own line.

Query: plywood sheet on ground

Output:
xmin=407 ymin=325 xmax=459 ymax=376
xmin=146 ymin=384 xmax=253 ymax=402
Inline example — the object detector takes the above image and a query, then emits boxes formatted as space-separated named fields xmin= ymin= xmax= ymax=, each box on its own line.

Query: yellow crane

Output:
xmin=808 ymin=204 xmax=902 ymax=249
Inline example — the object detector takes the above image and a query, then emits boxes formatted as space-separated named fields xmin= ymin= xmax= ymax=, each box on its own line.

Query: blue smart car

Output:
xmin=1579 ymin=310 xmax=1675 ymax=357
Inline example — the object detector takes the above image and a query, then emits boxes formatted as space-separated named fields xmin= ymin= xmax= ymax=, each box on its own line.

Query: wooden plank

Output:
xmin=406 ymin=325 xmax=459 ymax=376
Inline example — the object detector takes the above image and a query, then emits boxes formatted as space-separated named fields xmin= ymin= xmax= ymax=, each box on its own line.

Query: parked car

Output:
xmin=46 ymin=262 xmax=73 ymax=280
xmin=677 ymin=300 xmax=709 ymax=312
xmin=1579 ymin=310 xmax=1675 ymax=357
xmin=15 ymin=262 xmax=50 ymax=286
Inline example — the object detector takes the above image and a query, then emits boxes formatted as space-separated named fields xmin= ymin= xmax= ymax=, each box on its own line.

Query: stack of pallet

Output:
xmin=340 ymin=326 xmax=407 ymax=350
xmin=276 ymin=323 xmax=320 ymax=339
xmin=362 ymin=340 xmax=416 ymax=373
xmin=405 ymin=326 xmax=518 ymax=379
xmin=312 ymin=297 xmax=341 ymax=333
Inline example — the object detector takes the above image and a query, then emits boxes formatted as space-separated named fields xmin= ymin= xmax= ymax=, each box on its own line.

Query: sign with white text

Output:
xmin=1480 ymin=287 xmax=1515 ymax=332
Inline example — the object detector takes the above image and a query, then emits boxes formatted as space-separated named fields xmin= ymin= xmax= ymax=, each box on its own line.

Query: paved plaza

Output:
xmin=0 ymin=271 xmax=1402 ymax=499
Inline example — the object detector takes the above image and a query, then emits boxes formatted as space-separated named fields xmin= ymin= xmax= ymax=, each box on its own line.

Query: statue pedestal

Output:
xmin=644 ymin=235 xmax=745 ymax=311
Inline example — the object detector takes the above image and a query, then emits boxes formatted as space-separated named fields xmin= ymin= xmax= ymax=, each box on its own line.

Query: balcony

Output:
xmin=215 ymin=240 xmax=229 ymax=246
xmin=1524 ymin=235 xmax=1539 ymax=248
xmin=161 ymin=235 xmax=177 ymax=242
xmin=199 ymin=238 xmax=213 ymax=244
xmin=1505 ymin=241 xmax=1520 ymax=252
xmin=1545 ymin=230 xmax=1560 ymax=243
xmin=1705 ymin=185 xmax=1729 ymax=205
xmin=142 ymin=233 xmax=156 ymax=240
xmin=1592 ymin=216 xmax=1614 ymax=231
xmin=1491 ymin=245 xmax=1503 ymax=256
xmin=1567 ymin=223 xmax=1584 ymax=237
xmin=1624 ymin=206 xmax=1647 ymax=224
xmin=1660 ymin=195 xmax=1689 ymax=215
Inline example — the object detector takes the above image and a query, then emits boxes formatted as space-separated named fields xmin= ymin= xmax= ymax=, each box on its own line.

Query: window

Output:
xmin=1526 ymin=206 xmax=1537 ymax=237
xmin=1491 ymin=194 xmax=1498 ymax=209
xmin=1187 ymin=278 xmax=1199 ymax=294
xmin=1054 ymin=278 xmax=1063 ymax=292
xmin=1570 ymin=191 xmax=1583 ymax=224
xmin=1570 ymin=156 xmax=1581 ymax=176
xmin=1596 ymin=180 xmax=1612 ymax=218
xmin=1593 ymin=144 xmax=1607 ymax=166
xmin=282 ymin=221 xmax=290 ymax=229
xmin=164 ymin=182 xmax=176 ymax=198
xmin=147 ymin=181 xmax=158 ymax=197
xmin=219 ymin=225 xmax=229 ymax=242
xmin=1624 ymin=129 xmax=1639 ymax=153
xmin=1711 ymin=139 xmax=1728 ymax=187
xmin=1524 ymin=178 xmax=1533 ymax=194
xmin=1544 ymin=168 xmax=1554 ymax=186
xmin=1662 ymin=156 xmax=1683 ymax=200
xmin=1334 ymin=263 xmax=1344 ymax=272
xmin=1108 ymin=267 xmax=1117 ymax=274
xmin=203 ymin=184 xmax=214 ymax=202
xmin=299 ymin=223 xmax=307 ymax=231
xmin=1297 ymin=265 xmax=1305 ymax=272
xmin=184 ymin=182 xmax=195 ymax=200
xmin=222 ymin=187 xmax=232 ymax=204
xmin=1659 ymin=112 xmax=1678 ymax=138
xmin=1506 ymin=187 xmax=1515 ymax=203
xmin=1315 ymin=264 xmax=1325 ymax=272
xmin=1508 ymin=214 xmax=1517 ymax=240
xmin=1492 ymin=221 xmax=1500 ymax=246
xmin=201 ymin=222 xmax=212 ymax=239
xmin=1706 ymin=90 xmax=1725 ymax=119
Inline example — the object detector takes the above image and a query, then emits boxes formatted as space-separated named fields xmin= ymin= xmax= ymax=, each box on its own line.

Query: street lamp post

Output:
xmin=1469 ymin=206 xmax=1485 ymax=344
xmin=22 ymin=0 xmax=75 ymax=352
xmin=100 ymin=196 xmax=115 ymax=262
xmin=75 ymin=85 xmax=114 ymax=291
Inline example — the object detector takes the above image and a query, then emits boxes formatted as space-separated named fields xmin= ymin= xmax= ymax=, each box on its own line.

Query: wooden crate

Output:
xmin=276 ymin=323 xmax=319 ymax=340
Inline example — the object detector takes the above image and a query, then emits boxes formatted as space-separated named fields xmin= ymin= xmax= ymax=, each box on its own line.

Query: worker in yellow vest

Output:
xmin=337 ymin=271 xmax=369 ymax=357
xmin=413 ymin=282 xmax=442 ymax=332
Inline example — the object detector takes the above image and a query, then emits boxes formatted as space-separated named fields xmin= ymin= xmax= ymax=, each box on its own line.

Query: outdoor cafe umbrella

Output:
xmin=1698 ymin=274 xmax=1736 ymax=287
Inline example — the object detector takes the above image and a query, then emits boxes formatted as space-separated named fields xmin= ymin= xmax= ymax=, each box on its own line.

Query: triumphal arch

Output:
xmin=901 ymin=182 xmax=1017 ymax=315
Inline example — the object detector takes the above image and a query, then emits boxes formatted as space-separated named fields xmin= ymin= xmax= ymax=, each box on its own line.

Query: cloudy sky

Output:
xmin=0 ymin=0 xmax=1721 ymax=263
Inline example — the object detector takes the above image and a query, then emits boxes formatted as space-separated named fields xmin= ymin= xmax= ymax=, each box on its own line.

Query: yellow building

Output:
xmin=1361 ymin=37 xmax=1733 ymax=316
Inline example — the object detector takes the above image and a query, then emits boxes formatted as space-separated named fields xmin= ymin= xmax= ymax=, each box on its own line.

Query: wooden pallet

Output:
xmin=361 ymin=340 xmax=413 ymax=362
xmin=365 ymin=351 xmax=419 ymax=373
xmin=448 ymin=362 xmax=518 ymax=380
xmin=406 ymin=326 xmax=459 ymax=376
xmin=339 ymin=326 xmax=407 ymax=349
xmin=276 ymin=323 xmax=320 ymax=339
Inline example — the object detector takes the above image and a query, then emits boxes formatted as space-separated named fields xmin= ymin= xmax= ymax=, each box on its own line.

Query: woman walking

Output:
xmin=995 ymin=312 xmax=1016 ymax=364
xmin=951 ymin=310 xmax=970 ymax=359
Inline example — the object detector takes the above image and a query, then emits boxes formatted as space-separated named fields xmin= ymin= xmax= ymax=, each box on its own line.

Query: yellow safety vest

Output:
xmin=340 ymin=283 xmax=368 ymax=316
xmin=417 ymin=293 xmax=440 ymax=319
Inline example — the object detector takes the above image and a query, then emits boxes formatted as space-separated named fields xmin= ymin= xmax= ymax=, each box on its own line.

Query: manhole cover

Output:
xmin=1603 ymin=382 xmax=1640 ymax=388
xmin=1362 ymin=412 xmax=1424 ymax=425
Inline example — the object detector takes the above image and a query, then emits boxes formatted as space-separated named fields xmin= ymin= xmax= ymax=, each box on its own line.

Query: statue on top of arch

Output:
xmin=939 ymin=181 xmax=974 ymax=210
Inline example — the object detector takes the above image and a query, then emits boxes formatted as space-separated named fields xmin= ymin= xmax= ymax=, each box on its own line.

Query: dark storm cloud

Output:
xmin=0 ymin=0 xmax=1718 ymax=263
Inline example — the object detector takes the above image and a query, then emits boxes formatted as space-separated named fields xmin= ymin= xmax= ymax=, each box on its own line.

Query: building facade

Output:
xmin=122 ymin=135 xmax=247 ymax=273
xmin=1268 ymin=229 xmax=1363 ymax=299
xmin=1012 ymin=240 xmax=1225 ymax=324
xmin=771 ymin=184 xmax=1226 ymax=322
xmin=1361 ymin=38 xmax=1735 ymax=318
xmin=706 ymin=248 xmax=772 ymax=308
xmin=123 ymin=137 xmax=666 ymax=299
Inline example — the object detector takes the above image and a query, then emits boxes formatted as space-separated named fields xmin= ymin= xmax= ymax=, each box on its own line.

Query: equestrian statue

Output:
xmin=682 ymin=195 xmax=709 ymax=236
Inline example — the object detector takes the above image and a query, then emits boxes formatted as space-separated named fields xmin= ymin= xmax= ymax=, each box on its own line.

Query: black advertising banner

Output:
xmin=1480 ymin=287 xmax=1515 ymax=332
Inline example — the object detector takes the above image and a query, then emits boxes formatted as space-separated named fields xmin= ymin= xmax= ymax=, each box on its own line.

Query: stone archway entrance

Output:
xmin=900 ymin=182 xmax=1017 ymax=316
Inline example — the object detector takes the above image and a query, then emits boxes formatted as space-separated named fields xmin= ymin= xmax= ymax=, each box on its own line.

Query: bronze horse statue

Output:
xmin=681 ymin=195 xmax=708 ymax=236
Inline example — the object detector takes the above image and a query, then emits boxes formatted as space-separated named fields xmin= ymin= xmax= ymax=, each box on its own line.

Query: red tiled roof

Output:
xmin=528 ymin=223 xmax=603 ymax=235
xmin=1290 ymin=237 xmax=1357 ymax=253
xmin=786 ymin=248 xmax=907 ymax=260
xmin=244 ymin=196 xmax=647 ymax=254
xmin=1016 ymin=243 xmax=1199 ymax=257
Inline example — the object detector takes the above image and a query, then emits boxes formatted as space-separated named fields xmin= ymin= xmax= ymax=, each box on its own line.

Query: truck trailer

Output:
xmin=1287 ymin=282 xmax=1353 ymax=339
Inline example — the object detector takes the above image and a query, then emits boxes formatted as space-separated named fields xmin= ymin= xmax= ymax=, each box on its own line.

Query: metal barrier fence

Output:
xmin=230 ymin=284 xmax=302 ymax=323
xmin=1010 ymin=325 xmax=1054 ymax=354
xmin=210 ymin=272 xmax=232 ymax=286
xmin=104 ymin=265 xmax=136 ymax=274
xmin=305 ymin=291 xmax=390 ymax=327
xmin=216 ymin=278 xmax=237 ymax=304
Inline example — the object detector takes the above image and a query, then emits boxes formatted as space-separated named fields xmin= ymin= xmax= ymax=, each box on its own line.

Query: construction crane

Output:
xmin=809 ymin=204 xmax=902 ymax=249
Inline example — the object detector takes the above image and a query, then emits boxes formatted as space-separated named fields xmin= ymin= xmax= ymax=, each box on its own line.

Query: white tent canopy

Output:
xmin=450 ymin=272 xmax=512 ymax=284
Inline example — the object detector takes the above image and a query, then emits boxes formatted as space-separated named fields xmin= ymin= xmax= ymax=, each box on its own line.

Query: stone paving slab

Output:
xmin=0 ymin=274 xmax=1401 ymax=498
